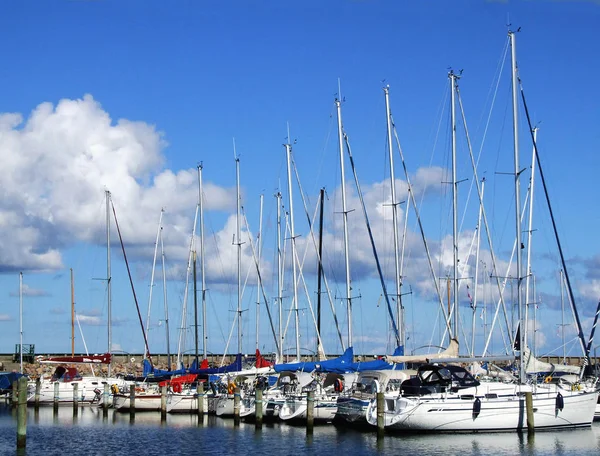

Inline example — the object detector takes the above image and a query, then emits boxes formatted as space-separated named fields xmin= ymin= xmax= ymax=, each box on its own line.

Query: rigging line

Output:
xmin=343 ymin=131 xmax=401 ymax=346
xmin=458 ymin=38 xmax=510 ymax=237
xmin=111 ymin=200 xmax=153 ymax=367
xmin=291 ymin=154 xmax=345 ymax=350
xmin=456 ymin=84 xmax=514 ymax=353
xmin=391 ymin=119 xmax=454 ymax=340
xmin=176 ymin=205 xmax=198 ymax=368
xmin=520 ymin=83 xmax=589 ymax=362
xmin=312 ymin=103 xmax=337 ymax=196
xmin=481 ymin=192 xmax=531 ymax=357
xmin=241 ymin=206 xmax=280 ymax=353
xmin=205 ymin=216 xmax=235 ymax=314
xmin=75 ymin=312 xmax=95 ymax=377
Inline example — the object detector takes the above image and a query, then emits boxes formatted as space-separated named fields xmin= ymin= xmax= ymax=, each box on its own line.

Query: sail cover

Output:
xmin=274 ymin=347 xmax=354 ymax=373
xmin=385 ymin=338 xmax=459 ymax=364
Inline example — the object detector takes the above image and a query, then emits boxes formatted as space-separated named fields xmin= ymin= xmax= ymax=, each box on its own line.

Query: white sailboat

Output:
xmin=28 ymin=191 xmax=129 ymax=406
xmin=365 ymin=31 xmax=598 ymax=432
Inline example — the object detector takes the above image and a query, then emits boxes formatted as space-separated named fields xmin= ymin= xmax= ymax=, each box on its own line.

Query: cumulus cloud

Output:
xmin=0 ymin=314 xmax=10 ymax=321
xmin=0 ymin=95 xmax=236 ymax=274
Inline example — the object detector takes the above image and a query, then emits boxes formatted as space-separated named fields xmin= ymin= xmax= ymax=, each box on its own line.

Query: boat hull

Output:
xmin=366 ymin=387 xmax=598 ymax=432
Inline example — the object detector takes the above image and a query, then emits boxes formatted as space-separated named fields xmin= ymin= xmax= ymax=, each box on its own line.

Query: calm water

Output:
xmin=1 ymin=404 xmax=599 ymax=456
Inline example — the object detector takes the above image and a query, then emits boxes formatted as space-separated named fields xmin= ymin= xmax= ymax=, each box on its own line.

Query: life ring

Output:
xmin=334 ymin=378 xmax=344 ymax=393
xmin=227 ymin=382 xmax=236 ymax=395
xmin=544 ymin=376 xmax=552 ymax=384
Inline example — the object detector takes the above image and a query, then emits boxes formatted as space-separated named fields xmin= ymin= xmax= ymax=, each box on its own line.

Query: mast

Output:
xmin=276 ymin=191 xmax=284 ymax=360
xmin=198 ymin=164 xmax=207 ymax=359
xmin=335 ymin=96 xmax=353 ymax=348
xmin=160 ymin=221 xmax=171 ymax=369
xmin=193 ymin=250 xmax=199 ymax=365
xmin=384 ymin=85 xmax=404 ymax=346
xmin=145 ymin=210 xmax=163 ymax=359
xmin=449 ymin=70 xmax=460 ymax=342
xmin=105 ymin=190 xmax=112 ymax=376
xmin=71 ymin=268 xmax=75 ymax=356
xmin=471 ymin=178 xmax=485 ymax=356
xmin=560 ymin=269 xmax=565 ymax=363
xmin=524 ymin=127 xmax=538 ymax=349
xmin=235 ymin=155 xmax=243 ymax=354
xmin=509 ymin=30 xmax=526 ymax=381
xmin=19 ymin=272 xmax=23 ymax=374
xmin=284 ymin=141 xmax=301 ymax=360
xmin=256 ymin=194 xmax=264 ymax=351
xmin=317 ymin=188 xmax=325 ymax=354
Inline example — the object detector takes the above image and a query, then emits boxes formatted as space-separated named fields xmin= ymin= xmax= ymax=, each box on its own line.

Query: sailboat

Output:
xmin=28 ymin=192 xmax=129 ymax=406
xmin=365 ymin=31 xmax=598 ymax=432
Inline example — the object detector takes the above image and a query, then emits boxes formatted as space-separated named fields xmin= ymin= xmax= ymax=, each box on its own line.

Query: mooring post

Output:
xmin=255 ymin=388 xmax=263 ymax=428
xmin=525 ymin=391 xmax=534 ymax=433
xmin=306 ymin=389 xmax=315 ymax=433
xmin=103 ymin=384 xmax=110 ymax=416
xmin=12 ymin=380 xmax=18 ymax=408
xmin=53 ymin=382 xmax=60 ymax=414
xmin=129 ymin=386 xmax=136 ymax=420
xmin=197 ymin=382 xmax=205 ymax=418
xmin=17 ymin=376 xmax=27 ymax=449
xmin=72 ymin=383 xmax=79 ymax=416
xmin=161 ymin=385 xmax=167 ymax=420
xmin=376 ymin=392 xmax=385 ymax=438
xmin=34 ymin=378 xmax=41 ymax=410
xmin=233 ymin=386 xmax=241 ymax=425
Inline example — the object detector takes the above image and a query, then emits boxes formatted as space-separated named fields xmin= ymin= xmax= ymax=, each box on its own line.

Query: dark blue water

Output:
xmin=1 ymin=404 xmax=599 ymax=456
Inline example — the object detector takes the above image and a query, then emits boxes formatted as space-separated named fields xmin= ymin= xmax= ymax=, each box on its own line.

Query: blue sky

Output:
xmin=0 ymin=0 xmax=599 ymax=362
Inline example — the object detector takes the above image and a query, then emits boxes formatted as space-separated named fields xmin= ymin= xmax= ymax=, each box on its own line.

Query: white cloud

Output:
xmin=76 ymin=314 xmax=104 ymax=326
xmin=0 ymin=95 xmax=236 ymax=273
xmin=0 ymin=314 xmax=10 ymax=321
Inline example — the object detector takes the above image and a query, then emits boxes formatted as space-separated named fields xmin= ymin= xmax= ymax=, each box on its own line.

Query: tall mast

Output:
xmin=284 ymin=142 xmax=301 ymax=360
xmin=160 ymin=220 xmax=171 ymax=369
xmin=198 ymin=164 xmax=207 ymax=359
xmin=71 ymin=268 xmax=75 ymax=356
xmin=471 ymin=178 xmax=485 ymax=356
xmin=449 ymin=71 xmax=460 ymax=342
xmin=193 ymin=250 xmax=199 ymax=365
xmin=560 ymin=269 xmax=565 ymax=363
xmin=509 ymin=30 xmax=526 ymax=381
xmin=524 ymin=127 xmax=538 ymax=349
xmin=106 ymin=190 xmax=112 ymax=376
xmin=19 ymin=272 xmax=23 ymax=374
xmin=317 ymin=188 xmax=325 ymax=354
xmin=235 ymin=155 xmax=243 ymax=354
xmin=384 ymin=85 xmax=404 ymax=346
xmin=145 ymin=210 xmax=163 ymax=359
xmin=276 ymin=191 xmax=284 ymax=359
xmin=256 ymin=194 xmax=264 ymax=351
xmin=335 ymin=97 xmax=353 ymax=348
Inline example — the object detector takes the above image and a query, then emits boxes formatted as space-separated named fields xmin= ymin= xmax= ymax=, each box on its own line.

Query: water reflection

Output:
xmin=0 ymin=404 xmax=598 ymax=455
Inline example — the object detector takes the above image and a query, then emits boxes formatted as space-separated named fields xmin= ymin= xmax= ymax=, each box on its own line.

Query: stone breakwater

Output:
xmin=19 ymin=361 xmax=168 ymax=379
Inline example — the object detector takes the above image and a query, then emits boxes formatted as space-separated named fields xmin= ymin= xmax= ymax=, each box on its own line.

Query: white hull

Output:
xmin=113 ymin=393 xmax=163 ymax=411
xmin=27 ymin=376 xmax=127 ymax=405
xmin=166 ymin=393 xmax=220 ymax=414
xmin=279 ymin=395 xmax=339 ymax=422
xmin=366 ymin=384 xmax=598 ymax=432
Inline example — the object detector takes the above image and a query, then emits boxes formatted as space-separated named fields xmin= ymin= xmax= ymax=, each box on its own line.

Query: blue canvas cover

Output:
xmin=351 ymin=345 xmax=405 ymax=371
xmin=142 ymin=354 xmax=244 ymax=378
xmin=274 ymin=347 xmax=355 ymax=373
xmin=0 ymin=372 xmax=26 ymax=392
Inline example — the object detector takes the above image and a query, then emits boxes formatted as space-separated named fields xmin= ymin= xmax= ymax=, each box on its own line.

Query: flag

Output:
xmin=467 ymin=284 xmax=473 ymax=308
xmin=513 ymin=324 xmax=521 ymax=351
